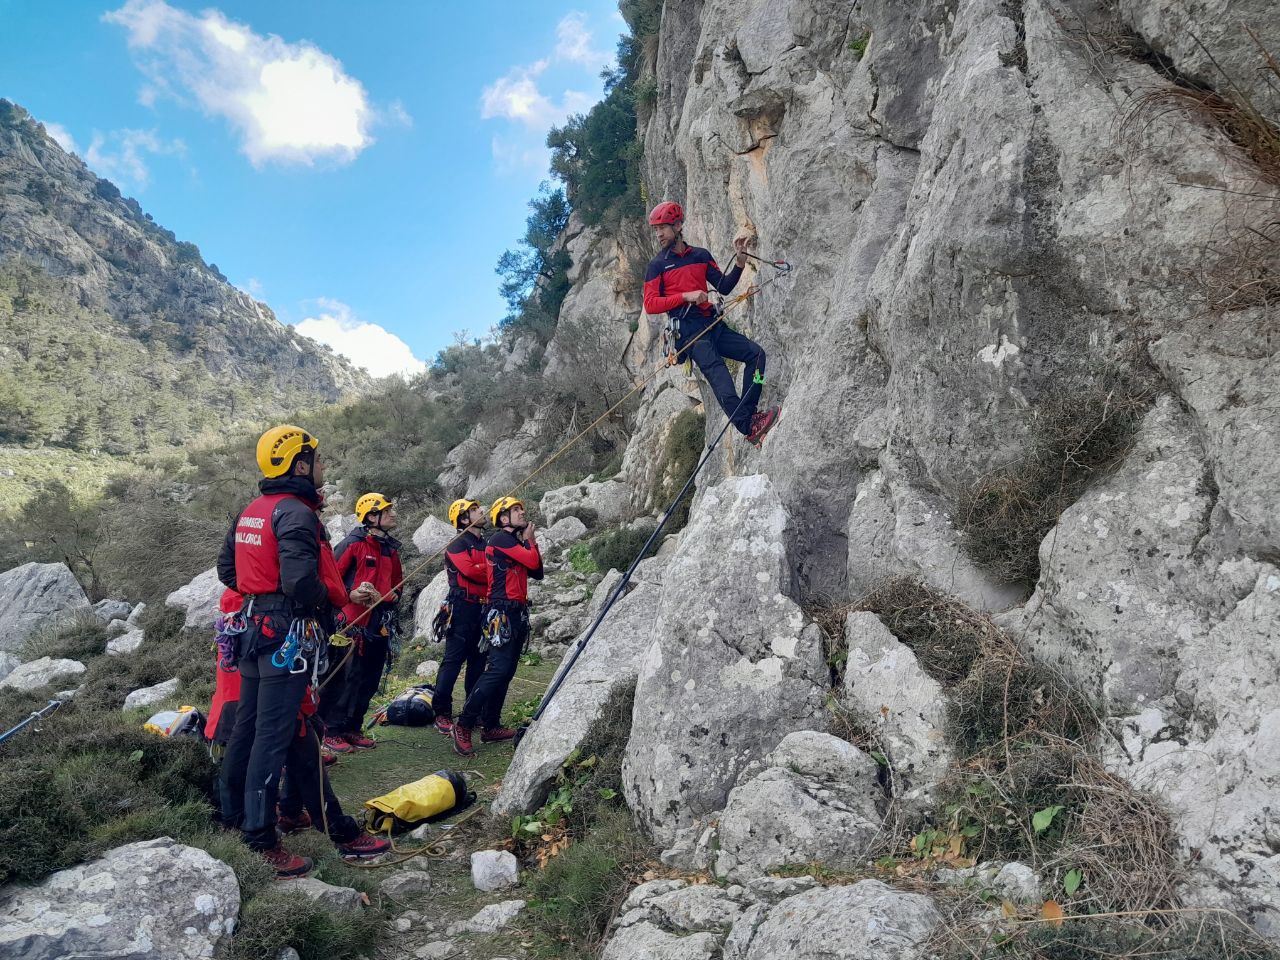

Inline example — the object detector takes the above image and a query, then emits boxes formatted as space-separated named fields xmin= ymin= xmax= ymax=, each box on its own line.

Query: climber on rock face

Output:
xmin=643 ymin=200 xmax=779 ymax=445
xmin=432 ymin=498 xmax=489 ymax=737
xmin=451 ymin=496 xmax=543 ymax=757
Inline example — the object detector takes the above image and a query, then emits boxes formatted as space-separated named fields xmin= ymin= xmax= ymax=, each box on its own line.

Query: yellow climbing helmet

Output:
xmin=489 ymin=496 xmax=524 ymax=528
xmin=448 ymin=498 xmax=480 ymax=529
xmin=256 ymin=425 xmax=318 ymax=479
xmin=355 ymin=493 xmax=393 ymax=524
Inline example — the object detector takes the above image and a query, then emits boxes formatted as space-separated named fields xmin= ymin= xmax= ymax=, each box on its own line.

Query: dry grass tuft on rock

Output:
xmin=955 ymin=371 xmax=1151 ymax=585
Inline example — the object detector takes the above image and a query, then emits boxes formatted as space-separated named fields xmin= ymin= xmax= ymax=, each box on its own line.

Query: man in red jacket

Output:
xmin=643 ymin=201 xmax=778 ymax=444
xmin=321 ymin=493 xmax=403 ymax=753
xmin=432 ymin=498 xmax=489 ymax=736
xmin=215 ymin=425 xmax=353 ymax=878
xmin=451 ymin=496 xmax=542 ymax=757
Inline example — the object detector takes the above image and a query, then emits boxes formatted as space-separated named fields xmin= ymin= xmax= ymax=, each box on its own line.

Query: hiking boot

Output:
xmin=321 ymin=748 xmax=338 ymax=768
xmin=277 ymin=809 xmax=312 ymax=834
xmin=322 ymin=734 xmax=353 ymax=754
xmin=745 ymin=407 xmax=779 ymax=444
xmin=344 ymin=731 xmax=377 ymax=750
xmin=451 ymin=723 xmax=475 ymax=757
xmin=261 ymin=843 xmax=312 ymax=879
xmin=433 ymin=715 xmax=454 ymax=737
xmin=481 ymin=726 xmax=517 ymax=743
xmin=336 ymin=831 xmax=391 ymax=860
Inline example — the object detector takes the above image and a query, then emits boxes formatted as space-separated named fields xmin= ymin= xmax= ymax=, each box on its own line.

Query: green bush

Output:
xmin=567 ymin=543 xmax=599 ymax=575
xmin=590 ymin=525 xmax=655 ymax=575
xmin=653 ymin=408 xmax=705 ymax=534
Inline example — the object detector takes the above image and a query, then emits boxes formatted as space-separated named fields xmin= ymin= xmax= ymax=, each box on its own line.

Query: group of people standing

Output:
xmin=209 ymin=425 xmax=541 ymax=877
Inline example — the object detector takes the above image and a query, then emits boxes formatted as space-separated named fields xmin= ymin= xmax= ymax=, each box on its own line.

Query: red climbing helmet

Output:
xmin=648 ymin=201 xmax=684 ymax=226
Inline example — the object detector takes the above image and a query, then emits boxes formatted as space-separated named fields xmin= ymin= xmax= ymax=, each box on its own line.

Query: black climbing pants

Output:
xmin=431 ymin=596 xmax=487 ymax=720
xmin=680 ymin=323 xmax=765 ymax=435
xmin=217 ymin=651 xmax=308 ymax=851
xmin=458 ymin=603 xmax=528 ymax=730
xmin=278 ymin=718 xmax=360 ymax=843
xmin=320 ymin=632 xmax=388 ymax=735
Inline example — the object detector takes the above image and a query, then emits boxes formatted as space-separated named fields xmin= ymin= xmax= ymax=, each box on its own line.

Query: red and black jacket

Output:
xmin=333 ymin=527 xmax=403 ymax=630
xmin=216 ymin=476 xmax=348 ymax=619
xmin=486 ymin=529 xmax=543 ymax=606
xmin=446 ymin=529 xmax=489 ymax=603
xmin=642 ymin=243 xmax=743 ymax=335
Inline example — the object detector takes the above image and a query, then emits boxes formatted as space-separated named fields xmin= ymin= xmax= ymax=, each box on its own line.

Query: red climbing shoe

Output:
xmin=434 ymin=715 xmax=454 ymax=737
xmin=344 ymin=731 xmax=377 ymax=750
xmin=481 ymin=726 xmax=517 ymax=743
xmin=322 ymin=734 xmax=353 ymax=754
xmin=746 ymin=407 xmax=779 ymax=445
xmin=336 ymin=831 xmax=391 ymax=860
xmin=277 ymin=809 xmax=312 ymax=834
xmin=452 ymin=723 xmax=475 ymax=757
xmin=321 ymin=748 xmax=338 ymax=768
xmin=261 ymin=843 xmax=312 ymax=879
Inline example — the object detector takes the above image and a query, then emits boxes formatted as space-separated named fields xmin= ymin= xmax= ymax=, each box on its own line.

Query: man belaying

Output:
xmin=320 ymin=493 xmax=403 ymax=754
xmin=642 ymin=200 xmax=779 ymax=444
xmin=451 ymin=496 xmax=543 ymax=757
xmin=214 ymin=424 xmax=354 ymax=878
xmin=432 ymin=498 xmax=489 ymax=737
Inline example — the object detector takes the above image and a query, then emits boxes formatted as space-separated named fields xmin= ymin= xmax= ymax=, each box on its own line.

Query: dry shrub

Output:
xmin=955 ymin=371 xmax=1151 ymax=585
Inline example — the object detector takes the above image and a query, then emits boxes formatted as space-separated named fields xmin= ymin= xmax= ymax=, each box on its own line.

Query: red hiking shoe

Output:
xmin=277 ymin=809 xmax=312 ymax=834
xmin=481 ymin=726 xmax=517 ymax=743
xmin=321 ymin=749 xmax=338 ymax=768
xmin=344 ymin=731 xmax=377 ymax=750
xmin=336 ymin=831 xmax=391 ymax=860
xmin=433 ymin=715 xmax=454 ymax=737
xmin=452 ymin=723 xmax=475 ymax=757
xmin=746 ymin=407 xmax=779 ymax=445
xmin=261 ymin=843 xmax=312 ymax=879
xmin=322 ymin=735 xmax=353 ymax=754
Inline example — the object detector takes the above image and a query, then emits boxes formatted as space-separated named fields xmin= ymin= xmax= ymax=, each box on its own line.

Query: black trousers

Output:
xmin=320 ymin=632 xmax=389 ymax=735
xmin=458 ymin=603 xmax=528 ymax=730
xmin=278 ymin=718 xmax=359 ymax=843
xmin=217 ymin=651 xmax=308 ymax=850
xmin=431 ymin=597 xmax=486 ymax=720
xmin=681 ymin=323 xmax=765 ymax=434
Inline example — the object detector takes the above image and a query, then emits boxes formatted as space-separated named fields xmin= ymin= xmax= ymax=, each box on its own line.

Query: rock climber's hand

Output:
xmin=523 ymin=522 xmax=537 ymax=542
xmin=733 ymin=234 xmax=753 ymax=266
xmin=351 ymin=583 xmax=379 ymax=606
xmin=682 ymin=289 xmax=708 ymax=305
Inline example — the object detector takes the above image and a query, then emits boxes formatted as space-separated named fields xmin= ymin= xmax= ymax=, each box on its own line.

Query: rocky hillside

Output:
xmin=0 ymin=99 xmax=367 ymax=455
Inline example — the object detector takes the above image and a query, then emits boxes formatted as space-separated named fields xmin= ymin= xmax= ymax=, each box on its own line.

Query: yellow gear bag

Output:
xmin=364 ymin=770 xmax=474 ymax=833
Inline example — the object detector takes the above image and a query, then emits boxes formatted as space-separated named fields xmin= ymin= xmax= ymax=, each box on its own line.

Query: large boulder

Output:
xmin=623 ymin=475 xmax=828 ymax=857
xmin=411 ymin=571 xmax=449 ymax=640
xmin=165 ymin=568 xmax=223 ymax=631
xmin=713 ymin=731 xmax=884 ymax=881
xmin=412 ymin=516 xmax=456 ymax=557
xmin=603 ymin=880 xmax=755 ymax=960
xmin=0 ymin=837 xmax=239 ymax=960
xmin=540 ymin=515 xmax=589 ymax=551
xmin=325 ymin=512 xmax=358 ymax=543
xmin=284 ymin=877 xmax=364 ymax=916
xmin=92 ymin=598 xmax=132 ymax=623
xmin=0 ymin=562 xmax=90 ymax=654
xmin=540 ymin=476 xmax=630 ymax=527
xmin=106 ymin=628 xmax=145 ymax=657
xmin=0 ymin=656 xmax=86 ymax=692
xmin=842 ymin=611 xmax=949 ymax=803
xmin=494 ymin=558 xmax=666 ymax=815
xmin=123 ymin=677 xmax=179 ymax=710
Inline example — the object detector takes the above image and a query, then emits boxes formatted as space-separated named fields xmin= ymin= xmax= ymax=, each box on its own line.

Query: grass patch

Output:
xmin=590 ymin=525 xmax=656 ymax=575
xmin=954 ymin=371 xmax=1151 ymax=585
xmin=567 ymin=542 xmax=598 ymax=575
xmin=21 ymin=610 xmax=112 ymax=661
xmin=652 ymin=408 xmax=704 ymax=534
xmin=224 ymin=891 xmax=381 ymax=960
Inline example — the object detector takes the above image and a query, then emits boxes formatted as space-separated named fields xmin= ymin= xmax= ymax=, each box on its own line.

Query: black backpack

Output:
xmin=375 ymin=683 xmax=436 ymax=727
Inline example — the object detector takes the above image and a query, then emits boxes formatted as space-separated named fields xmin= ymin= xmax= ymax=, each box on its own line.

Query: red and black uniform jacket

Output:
xmin=486 ymin=529 xmax=543 ymax=606
xmin=333 ymin=527 xmax=403 ymax=631
xmin=642 ymin=243 xmax=744 ymax=338
xmin=216 ymin=476 xmax=347 ymax=638
xmin=446 ymin=529 xmax=489 ymax=604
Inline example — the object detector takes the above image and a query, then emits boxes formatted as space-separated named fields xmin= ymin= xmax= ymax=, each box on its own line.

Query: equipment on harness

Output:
xmin=364 ymin=770 xmax=474 ymax=834
xmin=480 ymin=606 xmax=513 ymax=652
xmin=215 ymin=601 xmax=252 ymax=671
xmin=143 ymin=705 xmax=206 ymax=739
xmin=370 ymin=684 xmax=437 ymax=727
xmin=271 ymin=618 xmax=327 ymax=678
xmin=432 ymin=599 xmax=453 ymax=643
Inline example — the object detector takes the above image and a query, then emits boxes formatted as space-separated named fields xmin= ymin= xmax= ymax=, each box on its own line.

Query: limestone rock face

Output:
xmin=0 ymin=562 xmax=90 ymax=654
xmin=540 ymin=476 xmax=630 ymax=527
xmin=623 ymin=476 xmax=828 ymax=855
xmin=165 ymin=567 xmax=223 ymax=631
xmin=0 ymin=837 xmax=239 ymax=960
xmin=713 ymin=731 xmax=884 ymax=880
xmin=495 ymin=558 xmax=666 ymax=816
xmin=411 ymin=516 xmax=456 ymax=557
xmin=411 ymin=571 xmax=449 ymax=640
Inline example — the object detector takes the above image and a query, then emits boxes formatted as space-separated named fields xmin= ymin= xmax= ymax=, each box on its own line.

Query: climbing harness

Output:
xmin=431 ymin=599 xmax=453 ymax=644
xmin=215 ymin=600 xmax=252 ymax=672
xmin=271 ymin=617 xmax=327 ymax=681
xmin=0 ymin=698 xmax=61 ymax=746
xmin=514 ymin=389 xmax=754 ymax=746
xmin=480 ymin=606 xmax=514 ymax=652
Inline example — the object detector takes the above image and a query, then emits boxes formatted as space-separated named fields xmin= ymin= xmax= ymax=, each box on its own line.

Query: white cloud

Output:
xmin=85 ymin=128 xmax=186 ymax=190
xmin=555 ymin=11 xmax=610 ymax=69
xmin=491 ymin=136 xmax=550 ymax=174
xmin=104 ymin=0 xmax=378 ymax=166
xmin=294 ymin=298 xmax=425 ymax=379
xmin=42 ymin=121 xmax=79 ymax=155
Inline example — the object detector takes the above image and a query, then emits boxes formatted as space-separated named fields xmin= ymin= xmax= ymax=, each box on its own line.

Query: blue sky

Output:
xmin=0 ymin=0 xmax=623 ymax=376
